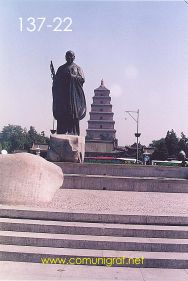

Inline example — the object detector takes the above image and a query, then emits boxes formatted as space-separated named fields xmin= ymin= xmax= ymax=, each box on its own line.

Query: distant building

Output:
xmin=30 ymin=144 xmax=48 ymax=158
xmin=85 ymin=80 xmax=118 ymax=155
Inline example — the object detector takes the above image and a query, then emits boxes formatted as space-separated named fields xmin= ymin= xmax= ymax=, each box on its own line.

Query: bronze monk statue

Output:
xmin=51 ymin=51 xmax=86 ymax=135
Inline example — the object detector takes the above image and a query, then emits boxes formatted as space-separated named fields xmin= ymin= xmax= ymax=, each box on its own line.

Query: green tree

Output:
xmin=165 ymin=130 xmax=179 ymax=158
xmin=151 ymin=138 xmax=168 ymax=160
xmin=0 ymin=124 xmax=27 ymax=152
xmin=25 ymin=126 xmax=49 ymax=149
xmin=151 ymin=130 xmax=188 ymax=160
xmin=178 ymin=132 xmax=188 ymax=155
xmin=39 ymin=131 xmax=49 ymax=144
xmin=0 ymin=125 xmax=49 ymax=153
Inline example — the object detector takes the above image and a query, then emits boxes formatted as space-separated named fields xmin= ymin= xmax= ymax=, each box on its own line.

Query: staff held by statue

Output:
xmin=50 ymin=60 xmax=56 ymax=133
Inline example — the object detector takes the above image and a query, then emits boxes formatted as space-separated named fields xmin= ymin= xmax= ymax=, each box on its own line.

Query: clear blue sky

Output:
xmin=0 ymin=0 xmax=188 ymax=146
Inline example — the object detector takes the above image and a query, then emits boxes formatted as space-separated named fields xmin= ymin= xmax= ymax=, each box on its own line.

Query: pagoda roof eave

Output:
xmin=94 ymin=86 xmax=110 ymax=91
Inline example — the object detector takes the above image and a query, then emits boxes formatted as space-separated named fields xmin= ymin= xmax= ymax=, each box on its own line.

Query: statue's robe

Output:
xmin=52 ymin=62 xmax=86 ymax=135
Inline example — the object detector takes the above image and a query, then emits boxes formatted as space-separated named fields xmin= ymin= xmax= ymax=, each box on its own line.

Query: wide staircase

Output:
xmin=0 ymin=163 xmax=188 ymax=268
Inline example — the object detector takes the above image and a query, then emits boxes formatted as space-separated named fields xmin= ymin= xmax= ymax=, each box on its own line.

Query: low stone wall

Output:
xmin=56 ymin=162 xmax=188 ymax=179
xmin=62 ymin=174 xmax=188 ymax=193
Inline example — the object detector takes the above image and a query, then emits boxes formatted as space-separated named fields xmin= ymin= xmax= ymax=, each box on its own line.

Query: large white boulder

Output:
xmin=0 ymin=153 xmax=63 ymax=205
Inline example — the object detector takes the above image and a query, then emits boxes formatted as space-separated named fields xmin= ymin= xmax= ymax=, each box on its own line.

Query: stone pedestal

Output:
xmin=47 ymin=134 xmax=85 ymax=163
xmin=0 ymin=153 xmax=63 ymax=205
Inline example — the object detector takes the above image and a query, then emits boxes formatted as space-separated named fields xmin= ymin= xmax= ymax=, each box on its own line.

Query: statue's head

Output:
xmin=65 ymin=50 xmax=75 ymax=64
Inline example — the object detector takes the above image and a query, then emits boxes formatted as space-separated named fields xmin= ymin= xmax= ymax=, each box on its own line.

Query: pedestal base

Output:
xmin=47 ymin=134 xmax=85 ymax=163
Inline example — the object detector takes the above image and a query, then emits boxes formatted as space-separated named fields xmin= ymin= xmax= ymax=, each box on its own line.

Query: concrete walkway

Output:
xmin=1 ymin=189 xmax=188 ymax=217
xmin=0 ymin=261 xmax=188 ymax=281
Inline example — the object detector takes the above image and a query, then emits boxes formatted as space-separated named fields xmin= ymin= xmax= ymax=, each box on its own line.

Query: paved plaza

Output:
xmin=0 ymin=163 xmax=188 ymax=280
xmin=0 ymin=261 xmax=188 ymax=281
xmin=6 ymin=188 xmax=187 ymax=217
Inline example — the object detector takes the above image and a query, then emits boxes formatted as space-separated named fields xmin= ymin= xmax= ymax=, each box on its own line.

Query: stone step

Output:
xmin=1 ymin=218 xmax=188 ymax=238
xmin=63 ymin=174 xmax=188 ymax=193
xmin=0 ymin=244 xmax=188 ymax=268
xmin=56 ymin=162 xmax=188 ymax=179
xmin=0 ymin=205 xmax=188 ymax=226
xmin=0 ymin=231 xmax=188 ymax=252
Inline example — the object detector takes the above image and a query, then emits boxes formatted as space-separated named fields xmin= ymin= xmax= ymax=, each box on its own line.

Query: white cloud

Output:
xmin=110 ymin=84 xmax=123 ymax=98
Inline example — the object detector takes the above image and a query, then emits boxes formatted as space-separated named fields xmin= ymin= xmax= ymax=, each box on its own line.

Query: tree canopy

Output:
xmin=0 ymin=125 xmax=49 ymax=153
xmin=151 ymin=130 xmax=188 ymax=160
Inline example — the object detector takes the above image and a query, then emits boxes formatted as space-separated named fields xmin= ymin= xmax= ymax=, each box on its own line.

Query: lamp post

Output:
xmin=125 ymin=109 xmax=141 ymax=164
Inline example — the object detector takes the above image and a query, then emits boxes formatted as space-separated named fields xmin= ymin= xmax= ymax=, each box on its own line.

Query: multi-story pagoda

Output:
xmin=85 ymin=80 xmax=118 ymax=154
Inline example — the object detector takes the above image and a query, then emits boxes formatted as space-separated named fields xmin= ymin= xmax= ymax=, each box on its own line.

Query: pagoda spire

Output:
xmin=101 ymin=79 xmax=104 ymax=86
